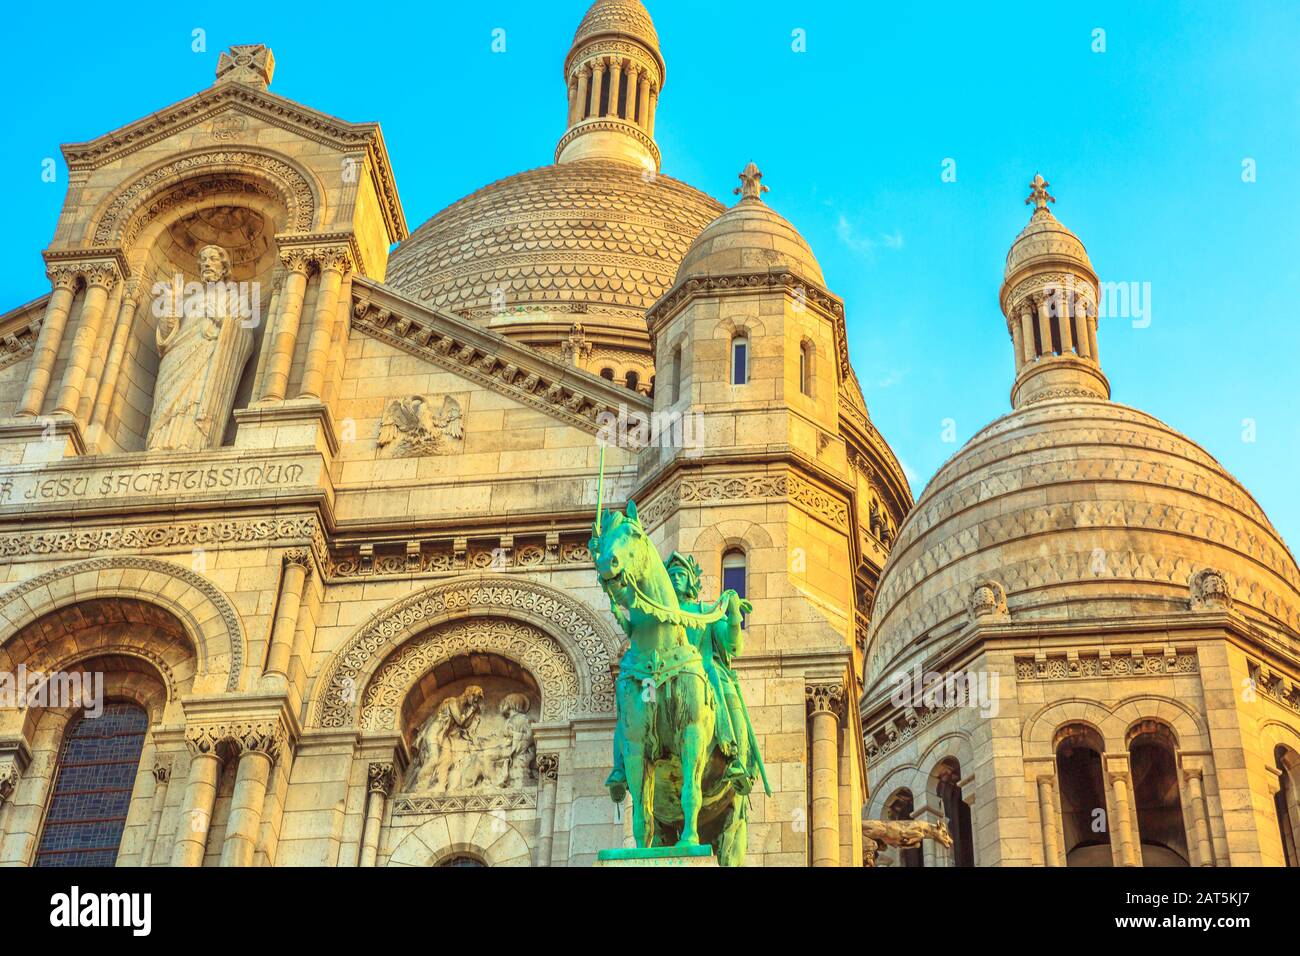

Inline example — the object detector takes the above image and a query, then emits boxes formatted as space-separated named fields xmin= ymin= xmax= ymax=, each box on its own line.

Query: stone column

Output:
xmin=575 ymin=64 xmax=590 ymax=122
xmin=1019 ymin=305 xmax=1036 ymax=364
xmin=263 ymin=549 xmax=312 ymax=683
xmin=536 ymin=753 xmax=559 ymax=866
xmin=566 ymin=76 xmax=579 ymax=125
xmin=1036 ymin=775 xmax=1061 ymax=866
xmin=1010 ymin=319 xmax=1023 ymax=372
xmin=620 ymin=64 xmax=635 ymax=119
xmin=259 ymin=250 xmax=310 ymax=402
xmin=1087 ymin=313 xmax=1099 ymax=362
xmin=298 ymin=247 xmax=351 ymax=400
xmin=359 ymin=762 xmax=396 ymax=867
xmin=646 ymin=86 xmax=658 ymax=135
xmin=1057 ymin=293 xmax=1075 ymax=354
xmin=806 ymin=681 xmax=845 ymax=867
xmin=18 ymin=267 xmax=79 ymax=417
xmin=172 ymin=732 xmax=222 ymax=868
xmin=220 ymin=729 xmax=281 ymax=867
xmin=1075 ymin=300 xmax=1093 ymax=359
xmin=89 ymin=289 xmax=142 ymax=433
xmin=53 ymin=262 xmax=120 ymax=417
xmin=1108 ymin=768 xmax=1139 ymax=867
xmin=636 ymin=69 xmax=650 ymax=128
xmin=592 ymin=59 xmax=607 ymax=118
xmin=1034 ymin=295 xmax=1053 ymax=358
xmin=1183 ymin=768 xmax=1214 ymax=866
xmin=139 ymin=759 xmax=172 ymax=867
xmin=77 ymin=274 xmax=125 ymax=423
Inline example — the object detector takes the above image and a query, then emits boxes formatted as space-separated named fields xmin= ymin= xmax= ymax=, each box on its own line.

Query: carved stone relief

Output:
xmin=404 ymin=678 xmax=538 ymax=794
xmin=376 ymin=394 xmax=464 ymax=458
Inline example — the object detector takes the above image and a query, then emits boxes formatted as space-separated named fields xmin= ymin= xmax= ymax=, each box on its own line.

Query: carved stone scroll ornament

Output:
xmin=368 ymin=762 xmax=397 ymax=796
xmin=805 ymin=681 xmax=846 ymax=719
xmin=376 ymin=394 xmax=464 ymax=458
xmin=185 ymin=720 xmax=285 ymax=760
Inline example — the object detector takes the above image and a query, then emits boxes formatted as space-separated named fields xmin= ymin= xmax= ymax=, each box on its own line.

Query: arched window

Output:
xmin=884 ymin=789 xmax=922 ymax=867
xmin=1128 ymin=721 xmax=1189 ymax=866
xmin=1055 ymin=723 xmax=1112 ymax=866
xmin=934 ymin=758 xmax=974 ymax=866
xmin=625 ymin=371 xmax=639 ymax=393
xmin=731 ymin=334 xmax=748 ymax=386
xmin=799 ymin=341 xmax=813 ymax=397
xmin=600 ymin=367 xmax=615 ymax=381
xmin=721 ymin=549 xmax=747 ymax=628
xmin=35 ymin=702 xmax=148 ymax=867
xmin=1274 ymin=745 xmax=1300 ymax=867
xmin=440 ymin=855 xmax=487 ymax=867
xmin=671 ymin=346 xmax=682 ymax=403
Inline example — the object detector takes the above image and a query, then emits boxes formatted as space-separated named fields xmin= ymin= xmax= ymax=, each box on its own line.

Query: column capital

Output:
xmin=806 ymin=680 xmax=846 ymax=719
xmin=367 ymin=761 xmax=397 ymax=796
xmin=537 ymin=752 xmax=560 ymax=782
xmin=283 ymin=547 xmax=314 ymax=576
xmin=185 ymin=719 xmax=286 ymax=761
xmin=45 ymin=266 xmax=80 ymax=290
xmin=279 ymin=248 xmax=312 ymax=273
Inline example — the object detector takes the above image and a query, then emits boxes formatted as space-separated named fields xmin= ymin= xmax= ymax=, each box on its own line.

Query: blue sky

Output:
xmin=3 ymin=1 xmax=1298 ymax=549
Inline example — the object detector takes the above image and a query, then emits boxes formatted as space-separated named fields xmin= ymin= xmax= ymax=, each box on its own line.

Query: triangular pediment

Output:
xmin=350 ymin=277 xmax=650 ymax=434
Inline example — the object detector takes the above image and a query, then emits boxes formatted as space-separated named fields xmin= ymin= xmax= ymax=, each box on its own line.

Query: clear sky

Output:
xmin=3 ymin=1 xmax=1298 ymax=550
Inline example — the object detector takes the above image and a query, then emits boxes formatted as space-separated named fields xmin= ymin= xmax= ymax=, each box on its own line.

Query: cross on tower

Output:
xmin=1025 ymin=173 xmax=1055 ymax=211
xmin=735 ymin=162 xmax=770 ymax=202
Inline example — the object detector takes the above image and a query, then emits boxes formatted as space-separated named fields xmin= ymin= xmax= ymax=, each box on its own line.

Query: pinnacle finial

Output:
xmin=1026 ymin=173 xmax=1055 ymax=212
xmin=735 ymin=162 xmax=769 ymax=203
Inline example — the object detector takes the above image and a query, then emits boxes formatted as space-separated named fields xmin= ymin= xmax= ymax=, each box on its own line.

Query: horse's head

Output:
xmin=590 ymin=501 xmax=653 ymax=600
xmin=933 ymin=819 xmax=954 ymax=848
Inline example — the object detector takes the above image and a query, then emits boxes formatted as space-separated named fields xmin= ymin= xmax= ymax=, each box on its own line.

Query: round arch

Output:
xmin=310 ymin=575 xmax=621 ymax=729
xmin=89 ymin=146 xmax=322 ymax=248
xmin=385 ymin=814 xmax=531 ymax=867
xmin=0 ymin=556 xmax=244 ymax=693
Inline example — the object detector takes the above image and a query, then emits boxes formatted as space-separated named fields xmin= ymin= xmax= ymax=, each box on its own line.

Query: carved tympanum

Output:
xmin=404 ymin=683 xmax=537 ymax=794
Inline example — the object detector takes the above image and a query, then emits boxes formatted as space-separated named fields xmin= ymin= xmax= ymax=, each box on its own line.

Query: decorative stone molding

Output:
xmin=1021 ymin=385 xmax=1106 ymax=405
xmin=312 ymin=577 xmax=619 ymax=729
xmin=0 ymin=514 xmax=325 ymax=564
xmin=368 ymin=762 xmax=397 ymax=796
xmin=638 ymin=471 xmax=848 ymax=533
xmin=864 ymin=703 xmax=959 ymax=761
xmin=536 ymin=753 xmax=559 ymax=782
xmin=391 ymin=790 xmax=537 ymax=816
xmin=1248 ymin=660 xmax=1300 ymax=715
xmin=806 ymin=681 xmax=846 ymax=719
xmin=1189 ymin=567 xmax=1233 ymax=611
xmin=151 ymin=760 xmax=173 ymax=785
xmin=359 ymin=617 xmax=580 ymax=729
xmin=185 ymin=720 xmax=285 ymax=759
xmin=967 ymin=580 xmax=1010 ymax=624
xmin=351 ymin=282 xmax=647 ymax=436
xmin=90 ymin=149 xmax=316 ymax=246
xmin=326 ymin=532 xmax=590 ymax=580
xmin=0 ymin=556 xmax=244 ymax=692
xmin=1014 ymin=649 xmax=1197 ymax=682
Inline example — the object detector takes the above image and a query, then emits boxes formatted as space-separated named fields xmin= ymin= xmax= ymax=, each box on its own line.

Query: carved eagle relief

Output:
xmin=376 ymin=394 xmax=464 ymax=458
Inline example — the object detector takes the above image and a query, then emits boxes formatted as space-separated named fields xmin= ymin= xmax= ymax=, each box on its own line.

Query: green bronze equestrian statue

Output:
xmin=590 ymin=497 xmax=770 ymax=866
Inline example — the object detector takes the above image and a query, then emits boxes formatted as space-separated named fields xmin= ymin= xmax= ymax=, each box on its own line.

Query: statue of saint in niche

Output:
xmin=146 ymin=244 xmax=254 ymax=452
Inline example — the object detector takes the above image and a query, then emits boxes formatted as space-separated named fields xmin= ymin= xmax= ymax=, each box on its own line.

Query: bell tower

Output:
xmin=1000 ymin=174 xmax=1109 ymax=408
xmin=556 ymin=0 xmax=664 ymax=173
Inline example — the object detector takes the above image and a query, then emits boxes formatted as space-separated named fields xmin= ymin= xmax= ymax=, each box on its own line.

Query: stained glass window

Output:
xmin=34 ymin=702 xmax=148 ymax=867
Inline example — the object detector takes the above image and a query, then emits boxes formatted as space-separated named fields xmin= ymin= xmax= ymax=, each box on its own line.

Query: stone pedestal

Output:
xmin=595 ymin=845 xmax=717 ymax=868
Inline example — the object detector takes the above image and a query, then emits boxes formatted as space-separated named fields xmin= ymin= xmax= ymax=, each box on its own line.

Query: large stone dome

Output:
xmin=865 ymin=395 xmax=1300 ymax=684
xmin=384 ymin=161 xmax=723 ymax=338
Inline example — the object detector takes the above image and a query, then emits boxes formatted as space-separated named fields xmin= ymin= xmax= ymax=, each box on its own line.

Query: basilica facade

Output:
xmin=0 ymin=0 xmax=1295 ymax=869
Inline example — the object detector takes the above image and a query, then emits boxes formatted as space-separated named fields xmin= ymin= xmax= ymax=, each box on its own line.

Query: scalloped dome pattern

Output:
xmin=865 ymin=397 xmax=1300 ymax=685
xmin=675 ymin=199 xmax=825 ymax=286
xmin=1004 ymin=208 xmax=1092 ymax=281
xmin=574 ymin=0 xmax=659 ymax=50
xmin=384 ymin=162 xmax=724 ymax=322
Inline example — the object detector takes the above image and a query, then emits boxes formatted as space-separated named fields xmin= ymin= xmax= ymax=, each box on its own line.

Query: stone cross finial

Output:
xmin=735 ymin=162 xmax=769 ymax=202
xmin=215 ymin=44 xmax=275 ymax=89
xmin=1025 ymin=173 xmax=1055 ymax=211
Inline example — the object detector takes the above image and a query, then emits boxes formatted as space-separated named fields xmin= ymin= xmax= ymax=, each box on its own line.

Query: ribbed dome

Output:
xmin=384 ymin=161 xmax=723 ymax=327
xmin=865 ymin=396 xmax=1300 ymax=685
xmin=674 ymin=194 xmax=824 ymax=286
xmin=1004 ymin=207 xmax=1092 ymax=281
xmin=574 ymin=0 xmax=659 ymax=52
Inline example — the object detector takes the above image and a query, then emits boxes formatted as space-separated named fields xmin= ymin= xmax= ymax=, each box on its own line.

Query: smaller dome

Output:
xmin=674 ymin=163 xmax=824 ymax=285
xmin=573 ymin=0 xmax=659 ymax=52
xmin=1003 ymin=175 xmax=1092 ymax=281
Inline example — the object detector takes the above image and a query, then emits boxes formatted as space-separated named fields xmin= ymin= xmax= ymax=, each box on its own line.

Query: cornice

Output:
xmin=350 ymin=276 xmax=651 ymax=436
